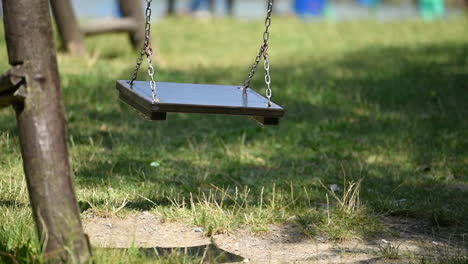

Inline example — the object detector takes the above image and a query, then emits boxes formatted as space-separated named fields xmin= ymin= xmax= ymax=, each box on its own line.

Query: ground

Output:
xmin=0 ymin=17 xmax=468 ymax=263
xmin=84 ymin=212 xmax=464 ymax=263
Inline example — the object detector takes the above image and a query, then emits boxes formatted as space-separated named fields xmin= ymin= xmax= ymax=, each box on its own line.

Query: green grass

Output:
xmin=1 ymin=16 xmax=468 ymax=262
xmin=377 ymin=240 xmax=401 ymax=260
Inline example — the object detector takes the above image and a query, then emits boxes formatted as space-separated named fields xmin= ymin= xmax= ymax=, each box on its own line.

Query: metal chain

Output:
xmin=130 ymin=0 xmax=158 ymax=103
xmin=243 ymin=0 xmax=274 ymax=107
xmin=263 ymin=47 xmax=272 ymax=106
xmin=147 ymin=48 xmax=157 ymax=103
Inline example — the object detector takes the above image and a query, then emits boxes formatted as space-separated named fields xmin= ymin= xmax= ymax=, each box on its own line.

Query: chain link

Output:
xmin=263 ymin=47 xmax=272 ymax=106
xmin=147 ymin=48 xmax=157 ymax=103
xmin=130 ymin=0 xmax=158 ymax=103
xmin=243 ymin=0 xmax=274 ymax=107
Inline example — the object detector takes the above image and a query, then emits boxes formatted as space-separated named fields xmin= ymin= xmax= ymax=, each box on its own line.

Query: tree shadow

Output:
xmin=98 ymin=244 xmax=243 ymax=263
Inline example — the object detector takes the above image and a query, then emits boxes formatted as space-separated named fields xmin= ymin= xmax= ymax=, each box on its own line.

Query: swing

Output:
xmin=116 ymin=0 xmax=284 ymax=125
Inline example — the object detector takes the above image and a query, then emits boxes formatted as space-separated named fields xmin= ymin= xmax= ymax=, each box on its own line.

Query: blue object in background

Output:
xmin=420 ymin=0 xmax=445 ymax=20
xmin=294 ymin=0 xmax=328 ymax=17
xmin=190 ymin=0 xmax=209 ymax=11
xmin=359 ymin=0 xmax=380 ymax=7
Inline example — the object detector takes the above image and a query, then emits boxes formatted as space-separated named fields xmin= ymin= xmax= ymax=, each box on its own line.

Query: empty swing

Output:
xmin=116 ymin=0 xmax=284 ymax=125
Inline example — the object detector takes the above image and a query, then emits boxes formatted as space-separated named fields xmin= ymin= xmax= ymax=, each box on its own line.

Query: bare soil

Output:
xmin=83 ymin=212 xmax=466 ymax=263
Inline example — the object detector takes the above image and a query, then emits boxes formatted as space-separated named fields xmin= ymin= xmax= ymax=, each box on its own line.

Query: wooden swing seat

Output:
xmin=116 ymin=80 xmax=285 ymax=125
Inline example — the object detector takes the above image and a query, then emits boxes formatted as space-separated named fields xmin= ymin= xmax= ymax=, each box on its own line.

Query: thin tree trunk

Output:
xmin=1 ymin=0 xmax=91 ymax=262
xmin=208 ymin=0 xmax=215 ymax=14
xmin=167 ymin=0 xmax=176 ymax=15
xmin=226 ymin=0 xmax=234 ymax=15
xmin=49 ymin=0 xmax=86 ymax=55
xmin=118 ymin=0 xmax=145 ymax=49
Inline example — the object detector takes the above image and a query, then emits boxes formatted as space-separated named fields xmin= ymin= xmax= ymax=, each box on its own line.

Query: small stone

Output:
xmin=243 ymin=258 xmax=250 ymax=263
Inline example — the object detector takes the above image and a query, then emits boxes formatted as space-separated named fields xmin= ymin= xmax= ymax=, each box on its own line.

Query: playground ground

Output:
xmin=0 ymin=17 xmax=467 ymax=263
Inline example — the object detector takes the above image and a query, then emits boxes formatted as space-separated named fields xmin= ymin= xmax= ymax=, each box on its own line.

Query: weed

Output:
xmin=297 ymin=179 xmax=381 ymax=241
xmin=377 ymin=239 xmax=401 ymax=259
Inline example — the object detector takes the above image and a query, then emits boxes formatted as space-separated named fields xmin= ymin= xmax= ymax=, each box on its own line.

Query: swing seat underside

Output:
xmin=116 ymin=80 xmax=284 ymax=125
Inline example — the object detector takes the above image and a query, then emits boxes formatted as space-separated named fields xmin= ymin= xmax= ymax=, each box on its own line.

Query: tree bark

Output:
xmin=118 ymin=0 xmax=145 ymax=49
xmin=1 ymin=0 xmax=91 ymax=263
xmin=49 ymin=0 xmax=86 ymax=55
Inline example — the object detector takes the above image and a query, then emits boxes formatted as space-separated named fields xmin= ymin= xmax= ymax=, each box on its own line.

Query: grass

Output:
xmin=296 ymin=179 xmax=382 ymax=241
xmin=377 ymin=240 xmax=401 ymax=259
xmin=0 ymin=16 xmax=468 ymax=262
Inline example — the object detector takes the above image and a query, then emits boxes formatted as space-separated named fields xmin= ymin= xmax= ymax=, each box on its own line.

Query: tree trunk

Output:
xmin=226 ymin=0 xmax=234 ymax=15
xmin=118 ymin=0 xmax=145 ymax=49
xmin=208 ymin=0 xmax=215 ymax=14
xmin=1 ymin=0 xmax=92 ymax=263
xmin=167 ymin=0 xmax=176 ymax=15
xmin=49 ymin=0 xmax=86 ymax=55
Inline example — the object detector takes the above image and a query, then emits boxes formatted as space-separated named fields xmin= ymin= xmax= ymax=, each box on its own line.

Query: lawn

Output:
xmin=0 ymin=16 xmax=467 ymax=263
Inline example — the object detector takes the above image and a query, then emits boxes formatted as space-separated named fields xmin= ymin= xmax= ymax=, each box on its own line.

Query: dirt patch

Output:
xmin=83 ymin=212 xmax=465 ymax=263
xmin=84 ymin=212 xmax=210 ymax=248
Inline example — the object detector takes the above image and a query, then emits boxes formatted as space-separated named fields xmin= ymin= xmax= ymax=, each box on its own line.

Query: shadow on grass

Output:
xmin=98 ymin=244 xmax=243 ymax=263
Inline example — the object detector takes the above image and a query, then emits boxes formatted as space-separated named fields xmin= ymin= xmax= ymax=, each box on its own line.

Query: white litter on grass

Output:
xmin=395 ymin=198 xmax=407 ymax=204
xmin=330 ymin=184 xmax=341 ymax=192
xmin=150 ymin=161 xmax=161 ymax=168
xmin=194 ymin=227 xmax=204 ymax=233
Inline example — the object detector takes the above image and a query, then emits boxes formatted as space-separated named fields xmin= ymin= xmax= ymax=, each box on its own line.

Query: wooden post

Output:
xmin=226 ymin=0 xmax=235 ymax=15
xmin=82 ymin=18 xmax=139 ymax=36
xmin=49 ymin=0 xmax=86 ymax=55
xmin=208 ymin=0 xmax=215 ymax=14
xmin=118 ymin=0 xmax=145 ymax=49
xmin=167 ymin=0 xmax=176 ymax=15
xmin=1 ymin=0 xmax=92 ymax=263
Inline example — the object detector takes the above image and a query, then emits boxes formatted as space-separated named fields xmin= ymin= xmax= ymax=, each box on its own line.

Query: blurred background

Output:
xmin=65 ymin=0 xmax=465 ymax=21
xmin=0 ymin=0 xmax=465 ymax=21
